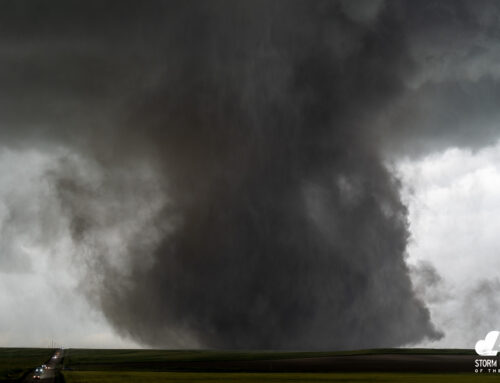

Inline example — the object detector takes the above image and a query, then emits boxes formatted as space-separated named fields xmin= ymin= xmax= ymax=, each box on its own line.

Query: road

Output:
xmin=23 ymin=349 xmax=63 ymax=383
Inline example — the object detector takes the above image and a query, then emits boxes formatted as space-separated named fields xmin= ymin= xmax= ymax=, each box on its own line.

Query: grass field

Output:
xmin=62 ymin=371 xmax=500 ymax=383
xmin=0 ymin=346 xmax=485 ymax=381
xmin=62 ymin=348 xmax=474 ymax=371
xmin=60 ymin=348 xmax=487 ymax=381
xmin=0 ymin=348 xmax=54 ymax=381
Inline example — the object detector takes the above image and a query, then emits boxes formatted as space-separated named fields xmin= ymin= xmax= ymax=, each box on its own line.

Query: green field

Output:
xmin=60 ymin=348 xmax=487 ymax=382
xmin=0 ymin=348 xmax=54 ymax=381
xmin=0 ymin=347 xmax=486 ymax=382
xmin=62 ymin=371 xmax=499 ymax=383
xmin=62 ymin=348 xmax=474 ymax=371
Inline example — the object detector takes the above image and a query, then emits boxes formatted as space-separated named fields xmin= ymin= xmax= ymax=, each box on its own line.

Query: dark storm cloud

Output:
xmin=5 ymin=0 xmax=500 ymax=349
xmin=379 ymin=0 xmax=500 ymax=156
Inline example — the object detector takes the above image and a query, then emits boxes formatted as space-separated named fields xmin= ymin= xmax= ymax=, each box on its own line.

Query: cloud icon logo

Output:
xmin=475 ymin=331 xmax=500 ymax=356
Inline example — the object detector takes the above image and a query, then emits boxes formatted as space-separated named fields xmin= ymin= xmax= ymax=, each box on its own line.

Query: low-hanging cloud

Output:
xmin=50 ymin=0 xmax=440 ymax=349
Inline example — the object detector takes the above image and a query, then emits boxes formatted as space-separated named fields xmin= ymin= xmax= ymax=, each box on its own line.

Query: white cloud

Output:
xmin=0 ymin=146 xmax=140 ymax=348
xmin=398 ymin=141 xmax=500 ymax=348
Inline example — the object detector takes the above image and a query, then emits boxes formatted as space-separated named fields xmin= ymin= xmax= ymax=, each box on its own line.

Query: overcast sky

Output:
xmin=2 ymin=1 xmax=500 ymax=350
xmin=399 ymin=142 xmax=500 ymax=349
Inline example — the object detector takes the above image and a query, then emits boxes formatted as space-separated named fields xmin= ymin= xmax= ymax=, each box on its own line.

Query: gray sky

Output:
xmin=399 ymin=142 xmax=500 ymax=349
xmin=2 ymin=0 xmax=500 ymax=349
xmin=0 ymin=147 xmax=140 ymax=348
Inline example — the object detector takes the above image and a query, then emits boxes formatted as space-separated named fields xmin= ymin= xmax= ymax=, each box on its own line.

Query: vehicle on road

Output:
xmin=33 ymin=367 xmax=43 ymax=380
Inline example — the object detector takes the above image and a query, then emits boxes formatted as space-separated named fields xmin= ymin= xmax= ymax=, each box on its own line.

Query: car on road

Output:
xmin=33 ymin=367 xmax=43 ymax=380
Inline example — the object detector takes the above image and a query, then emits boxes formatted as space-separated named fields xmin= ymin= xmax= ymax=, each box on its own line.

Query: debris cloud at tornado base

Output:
xmin=58 ymin=1 xmax=437 ymax=349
